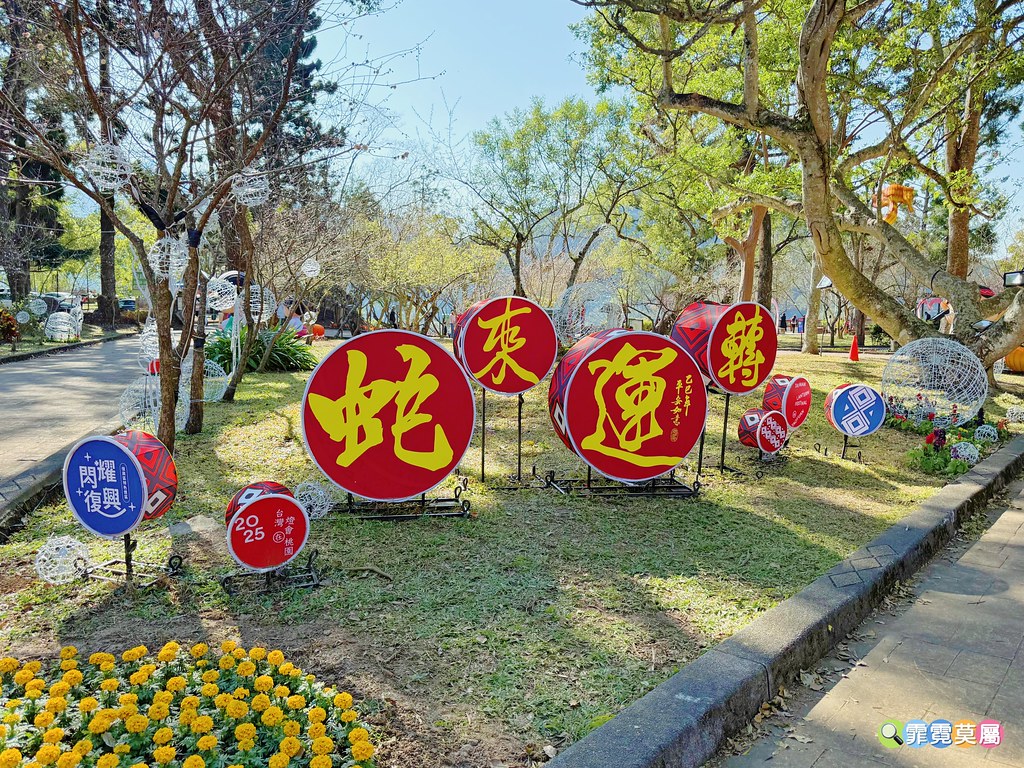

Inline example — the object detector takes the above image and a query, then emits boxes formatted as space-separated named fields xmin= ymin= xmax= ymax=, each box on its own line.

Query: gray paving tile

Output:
xmin=887 ymin=637 xmax=959 ymax=675
xmin=945 ymin=650 xmax=1010 ymax=688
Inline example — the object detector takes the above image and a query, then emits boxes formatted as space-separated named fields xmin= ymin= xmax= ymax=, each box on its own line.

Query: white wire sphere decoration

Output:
xmin=119 ymin=375 xmax=190 ymax=432
xmin=148 ymin=237 xmax=188 ymax=280
xmin=137 ymin=320 xmax=160 ymax=368
xmin=15 ymin=311 xmax=30 ymax=324
xmin=300 ymin=258 xmax=322 ymax=278
xmin=231 ymin=169 xmax=271 ymax=207
xmin=249 ymin=286 xmax=277 ymax=323
xmin=881 ymin=338 xmax=988 ymax=426
xmin=950 ymin=442 xmax=980 ymax=466
xmin=28 ymin=298 xmax=48 ymax=316
xmin=44 ymin=312 xmax=77 ymax=341
xmin=994 ymin=358 xmax=1007 ymax=376
xmin=35 ymin=535 xmax=91 ymax=585
xmin=553 ymin=279 xmax=624 ymax=346
xmin=1007 ymin=405 xmax=1024 ymax=424
xmin=974 ymin=425 xmax=999 ymax=443
xmin=180 ymin=352 xmax=229 ymax=402
xmin=301 ymin=311 xmax=317 ymax=325
xmin=294 ymin=481 xmax=335 ymax=520
xmin=82 ymin=142 xmax=131 ymax=193
xmin=206 ymin=278 xmax=238 ymax=312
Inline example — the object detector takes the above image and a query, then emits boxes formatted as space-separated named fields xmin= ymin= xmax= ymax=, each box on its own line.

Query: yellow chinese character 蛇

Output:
xmin=472 ymin=298 xmax=539 ymax=386
xmin=580 ymin=343 xmax=680 ymax=466
xmin=716 ymin=309 xmax=765 ymax=388
xmin=308 ymin=344 xmax=453 ymax=471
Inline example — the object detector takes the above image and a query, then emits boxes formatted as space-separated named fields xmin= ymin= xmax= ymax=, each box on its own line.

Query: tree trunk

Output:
xmin=802 ymin=260 xmax=822 ymax=355
xmin=853 ymin=307 xmax=866 ymax=346
xmin=756 ymin=212 xmax=772 ymax=308
xmin=152 ymin=281 xmax=181 ymax=451
xmin=184 ymin=274 xmax=209 ymax=434
xmin=726 ymin=205 xmax=767 ymax=302
xmin=946 ymin=206 xmax=972 ymax=279
xmin=98 ymin=202 xmax=118 ymax=325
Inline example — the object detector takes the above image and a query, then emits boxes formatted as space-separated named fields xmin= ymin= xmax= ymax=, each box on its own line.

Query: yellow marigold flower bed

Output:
xmin=0 ymin=645 xmax=376 ymax=768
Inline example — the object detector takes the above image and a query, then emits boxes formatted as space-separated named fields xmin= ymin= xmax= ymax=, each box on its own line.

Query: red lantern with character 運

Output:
xmin=548 ymin=330 xmax=708 ymax=483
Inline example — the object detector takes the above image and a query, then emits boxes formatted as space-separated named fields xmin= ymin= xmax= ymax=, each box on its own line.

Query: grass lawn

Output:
xmin=0 ymin=323 xmax=137 ymax=361
xmin=2 ymin=340 xmax=1023 ymax=767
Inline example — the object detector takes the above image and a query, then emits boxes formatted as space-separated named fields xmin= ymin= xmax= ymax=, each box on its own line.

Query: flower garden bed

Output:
xmin=0 ymin=643 xmax=376 ymax=768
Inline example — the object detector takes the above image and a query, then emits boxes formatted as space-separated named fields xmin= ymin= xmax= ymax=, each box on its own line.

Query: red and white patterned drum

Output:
xmin=224 ymin=481 xmax=293 ymax=525
xmin=451 ymin=299 xmax=489 ymax=370
xmin=548 ymin=330 xmax=707 ymax=483
xmin=737 ymin=408 xmax=789 ymax=454
xmin=761 ymin=375 xmax=813 ymax=429
xmin=111 ymin=430 xmax=178 ymax=521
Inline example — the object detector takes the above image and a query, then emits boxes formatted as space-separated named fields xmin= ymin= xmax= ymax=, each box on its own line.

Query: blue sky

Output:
xmin=318 ymin=0 xmax=594 ymax=145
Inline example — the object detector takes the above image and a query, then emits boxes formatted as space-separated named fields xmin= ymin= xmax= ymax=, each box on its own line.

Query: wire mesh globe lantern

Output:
xmin=44 ymin=312 xmax=77 ymax=342
xmin=553 ymin=280 xmax=624 ymax=347
xmin=180 ymin=351 xmax=230 ymax=402
xmin=294 ymin=481 xmax=335 ymax=520
xmin=148 ymin=236 xmax=188 ymax=280
xmin=231 ymin=169 xmax=271 ymax=207
xmin=35 ymin=535 xmax=92 ymax=585
xmin=950 ymin=442 xmax=980 ymax=466
xmin=27 ymin=298 xmax=48 ymax=316
xmin=81 ymin=142 xmax=131 ymax=193
xmin=206 ymin=277 xmax=237 ymax=312
xmin=15 ymin=311 xmax=30 ymax=325
xmin=881 ymin=338 xmax=988 ymax=427
xmin=301 ymin=258 xmax=322 ymax=278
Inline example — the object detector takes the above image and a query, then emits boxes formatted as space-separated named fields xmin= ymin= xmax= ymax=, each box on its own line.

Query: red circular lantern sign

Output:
xmin=224 ymin=481 xmax=293 ymax=524
xmin=226 ymin=494 xmax=309 ymax=572
xmin=548 ymin=330 xmax=707 ymax=483
xmin=302 ymin=330 xmax=475 ymax=502
xmin=457 ymin=296 xmax=557 ymax=395
xmin=704 ymin=302 xmax=778 ymax=394
xmin=762 ymin=375 xmax=813 ymax=430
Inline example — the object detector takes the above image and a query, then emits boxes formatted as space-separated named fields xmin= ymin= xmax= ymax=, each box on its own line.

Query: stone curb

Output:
xmin=0 ymin=330 xmax=139 ymax=366
xmin=548 ymin=435 xmax=1024 ymax=768
xmin=0 ymin=418 xmax=124 ymax=541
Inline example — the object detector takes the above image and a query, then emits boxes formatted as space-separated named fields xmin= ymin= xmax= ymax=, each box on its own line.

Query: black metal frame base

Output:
xmin=220 ymin=549 xmax=321 ymax=595
xmin=331 ymin=477 xmax=472 ymax=521
xmin=535 ymin=465 xmax=700 ymax=499
xmin=82 ymin=534 xmax=184 ymax=589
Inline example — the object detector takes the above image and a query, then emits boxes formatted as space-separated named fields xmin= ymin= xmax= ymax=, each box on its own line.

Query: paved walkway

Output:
xmin=0 ymin=336 xmax=138 ymax=508
xmin=720 ymin=480 xmax=1024 ymax=767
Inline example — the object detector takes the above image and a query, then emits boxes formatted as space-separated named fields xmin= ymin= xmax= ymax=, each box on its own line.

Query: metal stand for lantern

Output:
xmin=220 ymin=549 xmax=321 ymax=595
xmin=479 ymin=391 xmax=539 ymax=491
xmin=694 ymin=391 xmax=743 ymax=475
xmin=83 ymin=533 xmax=185 ymax=589
xmin=331 ymin=477 xmax=472 ymax=522
xmin=533 ymin=463 xmax=699 ymax=499
xmin=840 ymin=435 xmax=864 ymax=462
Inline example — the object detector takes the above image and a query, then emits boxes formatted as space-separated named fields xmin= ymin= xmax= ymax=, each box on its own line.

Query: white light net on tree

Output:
xmin=300 ymin=258 xmax=321 ymax=278
xmin=35 ymin=536 xmax=91 ymax=585
xmin=294 ymin=481 xmax=335 ymax=520
xmin=81 ymin=143 xmax=131 ymax=193
xmin=206 ymin=278 xmax=237 ymax=312
xmin=44 ymin=312 xmax=77 ymax=341
xmin=28 ymin=298 xmax=48 ymax=316
xmin=553 ymin=280 xmax=624 ymax=346
xmin=119 ymin=374 xmax=190 ymax=432
xmin=231 ymin=169 xmax=270 ymax=206
xmin=950 ymin=442 xmax=980 ymax=466
xmin=148 ymin=236 xmax=188 ymax=280
xmin=881 ymin=338 xmax=988 ymax=426
xmin=137 ymin=318 xmax=160 ymax=369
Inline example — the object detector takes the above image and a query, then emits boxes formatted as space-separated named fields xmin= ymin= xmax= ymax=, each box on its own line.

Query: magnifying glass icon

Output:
xmin=880 ymin=722 xmax=904 ymax=745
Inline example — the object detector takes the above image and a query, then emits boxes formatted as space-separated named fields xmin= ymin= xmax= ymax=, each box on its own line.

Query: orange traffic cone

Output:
xmin=849 ymin=336 xmax=860 ymax=362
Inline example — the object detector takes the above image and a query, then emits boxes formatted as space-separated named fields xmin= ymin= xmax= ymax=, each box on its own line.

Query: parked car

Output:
xmin=119 ymin=298 xmax=137 ymax=312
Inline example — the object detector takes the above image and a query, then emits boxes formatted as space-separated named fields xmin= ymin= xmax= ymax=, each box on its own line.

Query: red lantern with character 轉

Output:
xmin=671 ymin=301 xmax=778 ymax=395
xmin=455 ymin=296 xmax=558 ymax=395
xmin=548 ymin=329 xmax=707 ymax=483
xmin=302 ymin=329 xmax=475 ymax=502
